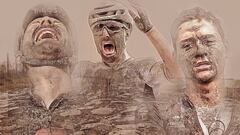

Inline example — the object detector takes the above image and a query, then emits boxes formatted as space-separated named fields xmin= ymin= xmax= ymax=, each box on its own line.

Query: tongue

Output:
xmin=41 ymin=33 xmax=54 ymax=39
xmin=104 ymin=44 xmax=114 ymax=54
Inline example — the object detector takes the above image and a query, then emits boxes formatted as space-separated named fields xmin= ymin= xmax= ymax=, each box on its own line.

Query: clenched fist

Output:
xmin=128 ymin=0 xmax=153 ymax=33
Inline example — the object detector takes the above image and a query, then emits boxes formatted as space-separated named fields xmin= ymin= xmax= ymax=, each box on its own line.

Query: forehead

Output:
xmin=177 ymin=19 xmax=220 ymax=41
xmin=30 ymin=16 xmax=59 ymax=22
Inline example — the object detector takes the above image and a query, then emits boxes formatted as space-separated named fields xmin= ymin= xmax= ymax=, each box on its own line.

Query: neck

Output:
xmin=185 ymin=78 xmax=225 ymax=107
xmin=104 ymin=49 xmax=131 ymax=69
xmin=27 ymin=66 xmax=71 ymax=109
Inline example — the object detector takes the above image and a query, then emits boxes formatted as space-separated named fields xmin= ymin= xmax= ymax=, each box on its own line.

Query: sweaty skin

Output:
xmin=128 ymin=3 xmax=179 ymax=80
xmin=162 ymin=7 xmax=240 ymax=135
xmin=71 ymin=1 xmax=171 ymax=134
xmin=0 ymin=4 xmax=79 ymax=135
xmin=176 ymin=19 xmax=225 ymax=107
xmin=22 ymin=15 xmax=72 ymax=109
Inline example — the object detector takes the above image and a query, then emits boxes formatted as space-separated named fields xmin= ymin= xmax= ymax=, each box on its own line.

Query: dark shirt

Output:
xmin=156 ymin=82 xmax=240 ymax=135
xmin=0 ymin=88 xmax=85 ymax=135
xmin=0 ymin=58 xmax=167 ymax=135
xmin=71 ymin=57 xmax=168 ymax=134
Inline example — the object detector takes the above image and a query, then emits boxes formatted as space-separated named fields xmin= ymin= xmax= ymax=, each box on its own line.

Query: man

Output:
xmin=0 ymin=4 xmax=85 ymax=135
xmin=71 ymin=1 xmax=176 ymax=134
xmin=160 ymin=7 xmax=240 ymax=135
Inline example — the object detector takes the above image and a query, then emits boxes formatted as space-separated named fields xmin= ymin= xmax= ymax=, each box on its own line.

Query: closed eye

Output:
xmin=203 ymin=39 xmax=216 ymax=46
xmin=182 ymin=43 xmax=193 ymax=51
xmin=200 ymin=35 xmax=217 ymax=46
xmin=180 ymin=38 xmax=195 ymax=51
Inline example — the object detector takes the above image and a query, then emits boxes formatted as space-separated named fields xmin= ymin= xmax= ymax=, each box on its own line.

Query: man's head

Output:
xmin=88 ymin=1 xmax=133 ymax=64
xmin=18 ymin=4 xmax=74 ymax=69
xmin=171 ymin=7 xmax=226 ymax=84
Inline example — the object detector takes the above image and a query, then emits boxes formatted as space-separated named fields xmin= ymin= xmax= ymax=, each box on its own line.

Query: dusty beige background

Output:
xmin=0 ymin=0 xmax=239 ymax=79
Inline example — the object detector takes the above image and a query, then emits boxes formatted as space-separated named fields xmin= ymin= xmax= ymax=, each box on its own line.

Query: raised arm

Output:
xmin=128 ymin=2 xmax=179 ymax=80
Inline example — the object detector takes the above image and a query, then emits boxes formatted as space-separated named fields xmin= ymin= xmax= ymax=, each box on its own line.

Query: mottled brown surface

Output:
xmin=0 ymin=57 xmax=167 ymax=135
xmin=156 ymin=83 xmax=240 ymax=135
xmin=71 ymin=58 xmax=167 ymax=134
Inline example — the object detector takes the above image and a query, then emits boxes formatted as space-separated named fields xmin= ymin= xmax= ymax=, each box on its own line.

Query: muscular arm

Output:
xmin=146 ymin=27 xmax=178 ymax=80
xmin=128 ymin=2 xmax=179 ymax=80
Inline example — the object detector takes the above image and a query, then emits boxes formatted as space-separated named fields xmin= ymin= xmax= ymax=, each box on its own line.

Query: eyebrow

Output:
xmin=199 ymin=34 xmax=216 ymax=40
xmin=180 ymin=37 xmax=195 ymax=43
xmin=180 ymin=34 xmax=216 ymax=42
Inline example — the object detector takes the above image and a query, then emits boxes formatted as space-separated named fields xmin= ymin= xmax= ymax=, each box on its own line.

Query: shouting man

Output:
xmin=72 ymin=1 xmax=177 ymax=134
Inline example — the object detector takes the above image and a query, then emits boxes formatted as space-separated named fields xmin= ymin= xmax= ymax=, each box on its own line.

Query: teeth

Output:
xmin=102 ymin=42 xmax=116 ymax=56
xmin=38 ymin=31 xmax=56 ymax=41
xmin=35 ymin=28 xmax=58 ymax=42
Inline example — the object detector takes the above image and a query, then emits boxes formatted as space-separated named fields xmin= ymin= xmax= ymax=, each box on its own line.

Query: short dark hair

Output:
xmin=171 ymin=7 xmax=225 ymax=50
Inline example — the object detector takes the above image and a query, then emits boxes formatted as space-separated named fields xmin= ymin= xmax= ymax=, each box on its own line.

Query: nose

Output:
xmin=41 ymin=16 xmax=53 ymax=26
xmin=195 ymin=40 xmax=208 ymax=58
xmin=102 ymin=27 xmax=110 ymax=37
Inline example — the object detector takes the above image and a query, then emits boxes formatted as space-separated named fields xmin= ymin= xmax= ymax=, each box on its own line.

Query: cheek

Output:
xmin=177 ymin=53 xmax=195 ymax=75
xmin=113 ymin=33 xmax=126 ymax=46
xmin=209 ymin=47 xmax=225 ymax=71
xmin=22 ymin=34 xmax=34 ymax=50
xmin=58 ymin=27 xmax=68 ymax=41
xmin=22 ymin=34 xmax=32 ymax=43
xmin=23 ymin=30 xmax=33 ymax=41
xmin=93 ymin=36 xmax=102 ymax=53
xmin=209 ymin=43 xmax=225 ymax=58
xmin=178 ymin=50 xmax=193 ymax=64
xmin=22 ymin=27 xmax=36 ymax=43
xmin=93 ymin=35 xmax=100 ymax=45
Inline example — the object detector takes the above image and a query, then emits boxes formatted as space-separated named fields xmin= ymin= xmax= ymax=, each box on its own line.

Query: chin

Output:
xmin=101 ymin=55 xmax=116 ymax=64
xmin=194 ymin=71 xmax=216 ymax=84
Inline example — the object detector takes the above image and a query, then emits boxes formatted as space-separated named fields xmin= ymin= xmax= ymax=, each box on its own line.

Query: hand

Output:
xmin=128 ymin=0 xmax=153 ymax=33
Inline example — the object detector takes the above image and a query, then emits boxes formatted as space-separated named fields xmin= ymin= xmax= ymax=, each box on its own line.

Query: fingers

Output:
xmin=128 ymin=9 xmax=137 ymax=19
xmin=128 ymin=3 xmax=147 ymax=20
xmin=131 ymin=5 xmax=150 ymax=27
xmin=128 ymin=0 xmax=143 ymax=16
xmin=127 ymin=0 xmax=152 ymax=32
xmin=136 ymin=7 xmax=147 ymax=19
xmin=128 ymin=9 xmax=141 ymax=23
xmin=127 ymin=0 xmax=141 ymax=7
xmin=129 ymin=9 xmax=144 ymax=31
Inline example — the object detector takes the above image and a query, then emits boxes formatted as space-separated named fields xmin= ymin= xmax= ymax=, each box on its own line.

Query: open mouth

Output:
xmin=34 ymin=27 xmax=59 ymax=43
xmin=102 ymin=42 xmax=116 ymax=57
